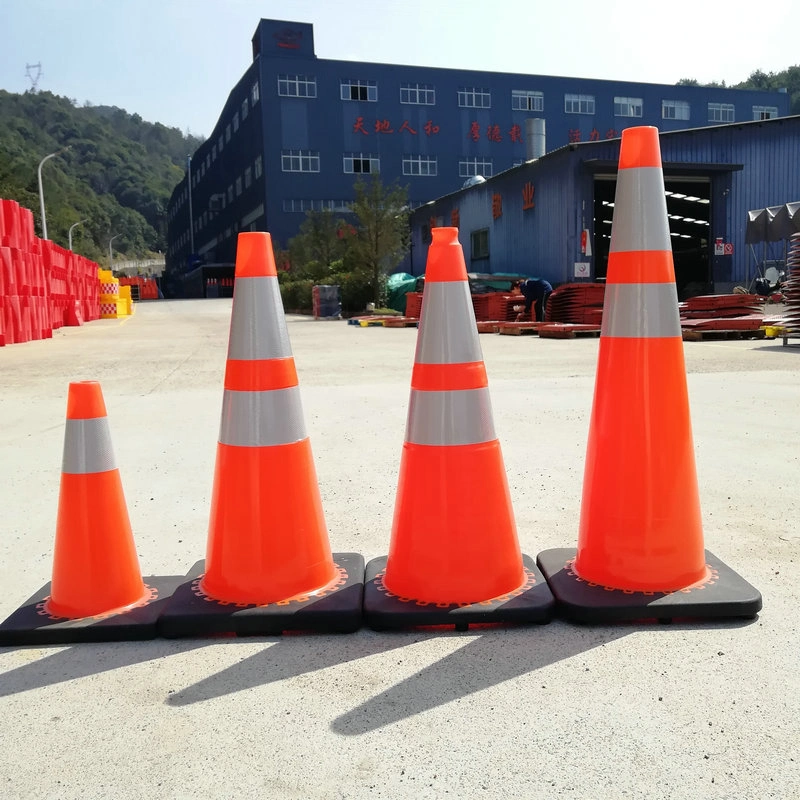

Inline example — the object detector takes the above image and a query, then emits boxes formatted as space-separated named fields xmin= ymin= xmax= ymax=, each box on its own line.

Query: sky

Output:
xmin=1 ymin=0 xmax=797 ymax=138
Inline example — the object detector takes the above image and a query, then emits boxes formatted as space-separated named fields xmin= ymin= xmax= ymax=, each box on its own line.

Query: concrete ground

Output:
xmin=0 ymin=299 xmax=798 ymax=800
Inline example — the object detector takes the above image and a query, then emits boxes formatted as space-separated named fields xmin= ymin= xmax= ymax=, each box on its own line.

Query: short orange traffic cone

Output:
xmin=0 ymin=381 xmax=179 ymax=644
xmin=159 ymin=232 xmax=363 ymax=637
xmin=364 ymin=227 xmax=553 ymax=630
xmin=537 ymin=127 xmax=761 ymax=622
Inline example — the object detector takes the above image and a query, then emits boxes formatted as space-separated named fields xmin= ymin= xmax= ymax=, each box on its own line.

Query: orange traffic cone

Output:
xmin=159 ymin=232 xmax=363 ymax=637
xmin=537 ymin=127 xmax=761 ymax=622
xmin=364 ymin=227 xmax=553 ymax=630
xmin=0 ymin=381 xmax=179 ymax=644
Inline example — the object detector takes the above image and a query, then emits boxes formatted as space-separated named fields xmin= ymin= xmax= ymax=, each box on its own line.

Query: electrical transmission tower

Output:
xmin=25 ymin=63 xmax=42 ymax=93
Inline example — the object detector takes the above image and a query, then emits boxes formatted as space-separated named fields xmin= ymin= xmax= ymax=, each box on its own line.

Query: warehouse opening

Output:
xmin=593 ymin=175 xmax=712 ymax=298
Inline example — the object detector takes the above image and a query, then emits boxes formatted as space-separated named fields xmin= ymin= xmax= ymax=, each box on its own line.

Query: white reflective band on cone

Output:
xmin=415 ymin=282 xmax=483 ymax=365
xmin=62 ymin=418 xmax=117 ymax=474
xmin=610 ymin=168 xmax=671 ymax=253
xmin=219 ymin=387 xmax=308 ymax=447
xmin=601 ymin=283 xmax=682 ymax=338
xmin=406 ymin=388 xmax=496 ymax=445
xmin=228 ymin=277 xmax=292 ymax=361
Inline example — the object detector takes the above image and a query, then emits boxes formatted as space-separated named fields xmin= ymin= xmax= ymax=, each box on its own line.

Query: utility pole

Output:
xmin=68 ymin=219 xmax=88 ymax=251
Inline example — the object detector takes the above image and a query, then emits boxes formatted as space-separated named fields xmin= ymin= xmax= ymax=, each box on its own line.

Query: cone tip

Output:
xmin=235 ymin=232 xmax=277 ymax=278
xmin=424 ymin=227 xmax=467 ymax=283
xmin=618 ymin=126 xmax=662 ymax=170
xmin=66 ymin=381 xmax=107 ymax=420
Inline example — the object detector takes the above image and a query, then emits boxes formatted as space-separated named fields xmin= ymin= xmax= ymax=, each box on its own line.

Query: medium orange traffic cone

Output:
xmin=159 ymin=232 xmax=363 ymax=637
xmin=537 ymin=126 xmax=761 ymax=622
xmin=364 ymin=227 xmax=553 ymax=630
xmin=0 ymin=381 xmax=179 ymax=644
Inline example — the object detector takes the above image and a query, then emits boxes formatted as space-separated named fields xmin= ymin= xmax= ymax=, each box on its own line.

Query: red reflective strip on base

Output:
xmin=411 ymin=361 xmax=487 ymax=391
xmin=606 ymin=250 xmax=675 ymax=284
xmin=224 ymin=358 xmax=298 ymax=391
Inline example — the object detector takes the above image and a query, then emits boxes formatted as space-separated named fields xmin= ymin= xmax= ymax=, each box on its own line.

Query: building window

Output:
xmin=614 ymin=96 xmax=643 ymax=117
xmin=753 ymin=105 xmax=778 ymax=120
xmin=400 ymin=82 xmax=435 ymax=105
xmin=277 ymin=74 xmax=317 ymax=98
xmin=254 ymin=155 xmax=263 ymax=179
xmin=225 ymin=124 xmax=231 ymax=143
xmin=512 ymin=90 xmax=543 ymax=112
xmin=282 ymin=199 xmax=352 ymax=213
xmin=227 ymin=185 xmax=234 ymax=203
xmin=458 ymin=87 xmax=491 ymax=108
xmin=251 ymin=82 xmax=260 ymax=104
xmin=212 ymin=144 xmax=217 ymax=160
xmin=233 ymin=112 xmax=240 ymax=132
xmin=402 ymin=154 xmax=437 ymax=176
xmin=235 ymin=176 xmax=242 ymax=196
xmin=471 ymin=228 xmax=489 ymax=260
xmin=565 ymin=94 xmax=595 ymax=114
xmin=708 ymin=103 xmax=735 ymax=123
xmin=242 ymin=98 xmax=249 ymax=120
xmin=662 ymin=100 xmax=690 ymax=120
xmin=281 ymin=149 xmax=321 ymax=172
xmin=218 ymin=135 xmax=223 ymax=152
xmin=244 ymin=166 xmax=252 ymax=188
xmin=343 ymin=152 xmax=380 ymax=174
xmin=341 ymin=79 xmax=377 ymax=102
xmin=459 ymin=157 xmax=493 ymax=178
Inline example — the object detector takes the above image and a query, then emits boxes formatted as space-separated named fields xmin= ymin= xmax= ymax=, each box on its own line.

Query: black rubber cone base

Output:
xmin=363 ymin=554 xmax=554 ymax=631
xmin=158 ymin=553 xmax=365 ymax=638
xmin=0 ymin=575 xmax=185 ymax=646
xmin=536 ymin=548 xmax=762 ymax=623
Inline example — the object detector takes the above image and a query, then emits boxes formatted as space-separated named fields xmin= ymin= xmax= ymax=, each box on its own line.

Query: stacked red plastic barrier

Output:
xmin=119 ymin=276 xmax=159 ymax=300
xmin=0 ymin=198 xmax=101 ymax=346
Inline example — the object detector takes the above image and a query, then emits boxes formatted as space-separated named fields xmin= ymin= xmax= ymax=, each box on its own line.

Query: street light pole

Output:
xmin=108 ymin=233 xmax=122 ymax=270
xmin=37 ymin=146 xmax=71 ymax=240
xmin=68 ymin=218 xmax=88 ymax=251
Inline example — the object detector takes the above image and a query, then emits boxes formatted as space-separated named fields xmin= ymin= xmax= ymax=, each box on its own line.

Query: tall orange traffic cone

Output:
xmin=364 ymin=227 xmax=553 ymax=630
xmin=537 ymin=127 xmax=761 ymax=622
xmin=0 ymin=381 xmax=180 ymax=644
xmin=159 ymin=232 xmax=363 ymax=637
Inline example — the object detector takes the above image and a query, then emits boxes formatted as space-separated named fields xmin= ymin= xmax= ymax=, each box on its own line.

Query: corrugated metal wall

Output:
xmin=411 ymin=117 xmax=800 ymax=288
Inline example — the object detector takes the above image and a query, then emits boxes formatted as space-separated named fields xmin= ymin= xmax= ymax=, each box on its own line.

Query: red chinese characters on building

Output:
xmin=589 ymin=128 xmax=601 ymax=142
xmin=469 ymin=121 xmax=481 ymax=142
xmin=492 ymin=193 xmax=503 ymax=220
xmin=568 ymin=128 xmax=581 ymax=143
xmin=450 ymin=208 xmax=460 ymax=228
xmin=487 ymin=124 xmax=502 ymax=142
xmin=509 ymin=124 xmax=522 ymax=143
xmin=353 ymin=118 xmax=438 ymax=135
xmin=605 ymin=129 xmax=619 ymax=139
xmin=522 ymin=182 xmax=535 ymax=211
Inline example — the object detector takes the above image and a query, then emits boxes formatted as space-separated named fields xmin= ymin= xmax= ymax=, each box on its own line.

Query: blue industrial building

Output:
xmin=408 ymin=114 xmax=800 ymax=296
xmin=165 ymin=16 xmax=792 ymax=293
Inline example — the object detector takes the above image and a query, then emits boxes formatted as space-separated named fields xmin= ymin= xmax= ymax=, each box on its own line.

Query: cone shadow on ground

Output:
xmin=330 ymin=618 xmax=757 ymax=735
xmin=166 ymin=632 xmax=411 ymax=706
xmin=0 ymin=639 xmax=213 ymax=698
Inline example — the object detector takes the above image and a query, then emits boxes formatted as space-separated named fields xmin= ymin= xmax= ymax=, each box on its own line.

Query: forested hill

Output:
xmin=0 ymin=90 xmax=203 ymax=264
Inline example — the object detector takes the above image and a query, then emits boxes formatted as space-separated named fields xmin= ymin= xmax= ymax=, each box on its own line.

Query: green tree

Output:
xmin=287 ymin=209 xmax=348 ymax=278
xmin=347 ymin=175 xmax=410 ymax=305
